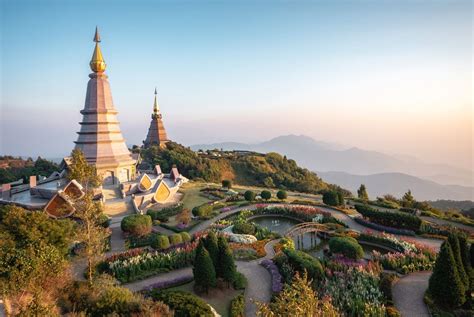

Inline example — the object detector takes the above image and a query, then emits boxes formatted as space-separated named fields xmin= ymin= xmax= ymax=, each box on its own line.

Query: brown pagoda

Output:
xmin=143 ymin=88 xmax=170 ymax=148
xmin=74 ymin=27 xmax=136 ymax=184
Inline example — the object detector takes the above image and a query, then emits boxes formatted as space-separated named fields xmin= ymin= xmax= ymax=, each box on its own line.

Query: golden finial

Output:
xmin=153 ymin=88 xmax=159 ymax=115
xmin=90 ymin=27 xmax=106 ymax=73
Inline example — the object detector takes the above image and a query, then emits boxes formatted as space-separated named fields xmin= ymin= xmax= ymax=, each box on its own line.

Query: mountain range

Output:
xmin=190 ymin=135 xmax=474 ymax=201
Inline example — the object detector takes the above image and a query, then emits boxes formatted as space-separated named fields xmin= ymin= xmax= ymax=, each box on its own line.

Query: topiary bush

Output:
xmin=329 ymin=236 xmax=364 ymax=260
xmin=180 ymin=232 xmax=191 ymax=243
xmin=232 ymin=222 xmax=256 ymax=235
xmin=283 ymin=248 xmax=323 ymax=281
xmin=151 ymin=235 xmax=170 ymax=250
xmin=149 ymin=290 xmax=213 ymax=317
xmin=169 ymin=233 xmax=183 ymax=245
xmin=276 ymin=190 xmax=287 ymax=200
xmin=121 ymin=214 xmax=152 ymax=237
xmin=261 ymin=190 xmax=272 ymax=200
xmin=244 ymin=190 xmax=256 ymax=201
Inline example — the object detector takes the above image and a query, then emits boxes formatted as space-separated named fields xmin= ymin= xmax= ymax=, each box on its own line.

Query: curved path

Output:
xmin=392 ymin=272 xmax=431 ymax=317
xmin=124 ymin=239 xmax=278 ymax=316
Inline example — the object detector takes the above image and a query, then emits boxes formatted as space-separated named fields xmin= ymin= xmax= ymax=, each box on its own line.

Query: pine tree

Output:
xmin=448 ymin=233 xmax=469 ymax=289
xmin=216 ymin=236 xmax=231 ymax=278
xmin=219 ymin=240 xmax=237 ymax=287
xmin=357 ymin=184 xmax=369 ymax=201
xmin=429 ymin=241 xmax=466 ymax=308
xmin=193 ymin=241 xmax=216 ymax=293
xmin=203 ymin=231 xmax=219 ymax=269
xmin=458 ymin=234 xmax=471 ymax=273
xmin=401 ymin=190 xmax=414 ymax=207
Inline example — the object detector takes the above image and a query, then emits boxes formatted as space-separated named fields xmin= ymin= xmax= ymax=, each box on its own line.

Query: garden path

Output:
xmin=392 ymin=271 xmax=431 ymax=317
xmin=123 ymin=239 xmax=279 ymax=316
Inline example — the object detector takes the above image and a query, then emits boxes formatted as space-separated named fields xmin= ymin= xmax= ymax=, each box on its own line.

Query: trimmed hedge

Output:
xmin=329 ymin=236 xmax=364 ymax=260
xmin=121 ymin=214 xmax=152 ymax=236
xmin=355 ymin=204 xmax=422 ymax=231
xmin=233 ymin=222 xmax=256 ymax=235
xmin=169 ymin=233 xmax=183 ymax=245
xmin=149 ymin=290 xmax=213 ymax=317
xmin=354 ymin=217 xmax=416 ymax=236
xmin=283 ymin=249 xmax=324 ymax=281
xmin=180 ymin=232 xmax=191 ymax=243
xmin=192 ymin=204 xmax=213 ymax=217
xmin=152 ymin=235 xmax=170 ymax=250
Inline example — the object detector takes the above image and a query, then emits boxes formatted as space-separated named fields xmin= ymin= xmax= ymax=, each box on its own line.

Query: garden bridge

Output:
xmin=285 ymin=222 xmax=331 ymax=249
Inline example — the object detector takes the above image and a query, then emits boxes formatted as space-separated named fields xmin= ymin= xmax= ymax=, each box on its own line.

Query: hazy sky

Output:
xmin=1 ymin=0 xmax=472 ymax=170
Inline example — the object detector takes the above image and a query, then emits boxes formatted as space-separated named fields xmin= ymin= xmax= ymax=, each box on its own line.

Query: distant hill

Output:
xmin=140 ymin=142 xmax=349 ymax=195
xmin=191 ymin=134 xmax=473 ymax=188
xmin=317 ymin=171 xmax=474 ymax=201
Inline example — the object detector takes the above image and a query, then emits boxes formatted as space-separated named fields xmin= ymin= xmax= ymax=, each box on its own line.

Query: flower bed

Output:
xmin=260 ymin=259 xmax=283 ymax=293
xmin=230 ymin=239 xmax=267 ymax=258
xmin=354 ymin=217 xmax=416 ymax=236
xmin=322 ymin=265 xmax=386 ymax=316
xmin=101 ymin=242 xmax=197 ymax=283
xmin=355 ymin=204 xmax=422 ymax=231
xmin=357 ymin=231 xmax=417 ymax=253
xmin=372 ymin=250 xmax=435 ymax=274
xmin=251 ymin=205 xmax=346 ymax=227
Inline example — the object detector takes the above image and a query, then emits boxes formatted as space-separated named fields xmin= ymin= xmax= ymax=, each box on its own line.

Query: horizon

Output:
xmin=1 ymin=0 xmax=472 ymax=171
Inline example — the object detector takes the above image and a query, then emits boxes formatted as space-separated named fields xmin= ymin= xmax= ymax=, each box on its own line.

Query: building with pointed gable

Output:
xmin=143 ymin=88 xmax=170 ymax=148
xmin=74 ymin=27 xmax=136 ymax=185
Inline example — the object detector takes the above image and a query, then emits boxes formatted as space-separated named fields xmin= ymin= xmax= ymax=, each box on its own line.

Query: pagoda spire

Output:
xmin=90 ymin=27 xmax=106 ymax=73
xmin=152 ymin=87 xmax=161 ymax=119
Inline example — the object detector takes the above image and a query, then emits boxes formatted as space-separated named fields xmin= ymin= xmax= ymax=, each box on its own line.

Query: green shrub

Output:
xmin=283 ymin=249 xmax=323 ymax=281
xmin=180 ymin=232 xmax=191 ymax=243
xmin=355 ymin=204 xmax=422 ymax=231
xmin=169 ymin=233 xmax=183 ymax=245
xmin=232 ymin=222 xmax=256 ymax=235
xmin=233 ymin=272 xmax=247 ymax=290
xmin=329 ymin=236 xmax=364 ymax=260
xmin=230 ymin=294 xmax=245 ymax=317
xmin=126 ymin=233 xmax=157 ymax=248
xmin=193 ymin=242 xmax=216 ymax=292
xmin=322 ymin=191 xmax=341 ymax=206
xmin=276 ymin=190 xmax=287 ymax=200
xmin=151 ymin=235 xmax=170 ymax=250
xmin=192 ymin=204 xmax=213 ymax=218
xmin=379 ymin=272 xmax=397 ymax=301
xmin=150 ymin=290 xmax=213 ymax=317
xmin=222 ymin=180 xmax=232 ymax=188
xmin=244 ymin=190 xmax=256 ymax=201
xmin=121 ymin=214 xmax=152 ymax=237
xmin=261 ymin=190 xmax=272 ymax=200
xmin=385 ymin=306 xmax=401 ymax=317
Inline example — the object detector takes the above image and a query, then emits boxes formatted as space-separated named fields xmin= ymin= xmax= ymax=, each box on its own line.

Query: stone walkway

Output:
xmin=123 ymin=239 xmax=278 ymax=316
xmin=392 ymin=271 xmax=431 ymax=317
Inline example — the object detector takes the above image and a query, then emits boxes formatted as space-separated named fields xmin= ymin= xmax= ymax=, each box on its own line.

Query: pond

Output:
xmin=251 ymin=215 xmax=389 ymax=260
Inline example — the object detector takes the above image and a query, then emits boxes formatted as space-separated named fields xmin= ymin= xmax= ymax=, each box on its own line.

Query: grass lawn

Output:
xmin=179 ymin=182 xmax=215 ymax=210
xmin=167 ymin=281 xmax=243 ymax=317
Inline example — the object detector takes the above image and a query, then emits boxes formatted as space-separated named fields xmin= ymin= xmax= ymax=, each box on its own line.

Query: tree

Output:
xmin=0 ymin=206 xmax=75 ymax=315
xmin=357 ymin=184 xmax=369 ymax=201
xmin=337 ymin=191 xmax=344 ymax=206
xmin=217 ymin=236 xmax=237 ymax=286
xmin=67 ymin=149 xmax=101 ymax=189
xmin=74 ymin=193 xmax=110 ymax=284
xmin=176 ymin=208 xmax=191 ymax=226
xmin=256 ymin=272 xmax=339 ymax=316
xmin=261 ymin=190 xmax=272 ymax=201
xmin=222 ymin=179 xmax=232 ymax=189
xmin=322 ymin=191 xmax=339 ymax=206
xmin=193 ymin=241 xmax=216 ymax=293
xmin=457 ymin=234 xmax=471 ymax=274
xmin=401 ymin=190 xmax=415 ymax=208
xmin=471 ymin=243 xmax=474 ymax=268
xmin=429 ymin=241 xmax=466 ymax=308
xmin=448 ymin=233 xmax=469 ymax=289
xmin=203 ymin=231 xmax=219 ymax=269
xmin=244 ymin=190 xmax=256 ymax=201
xmin=276 ymin=190 xmax=287 ymax=200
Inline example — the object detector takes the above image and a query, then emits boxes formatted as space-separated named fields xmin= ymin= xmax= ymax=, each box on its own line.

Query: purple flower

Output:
xmin=261 ymin=259 xmax=283 ymax=293
xmin=145 ymin=275 xmax=194 ymax=292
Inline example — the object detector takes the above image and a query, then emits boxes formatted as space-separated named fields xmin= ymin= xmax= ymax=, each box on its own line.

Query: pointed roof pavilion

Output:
xmin=143 ymin=88 xmax=170 ymax=148
xmin=74 ymin=27 xmax=136 ymax=184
